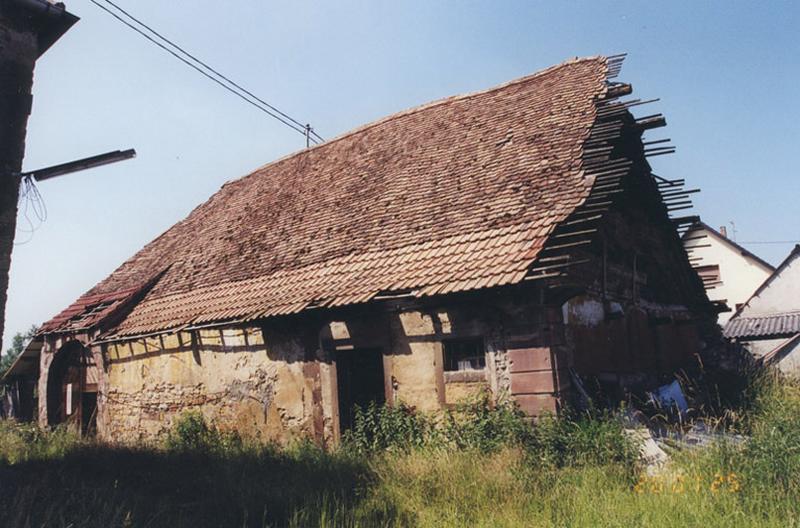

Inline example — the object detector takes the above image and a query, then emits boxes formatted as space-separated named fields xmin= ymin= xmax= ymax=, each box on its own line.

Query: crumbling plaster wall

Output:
xmin=317 ymin=300 xmax=517 ymax=441
xmin=41 ymin=294 xmax=564 ymax=443
xmin=95 ymin=326 xmax=323 ymax=444
xmin=319 ymin=295 xmax=568 ymax=424
xmin=379 ymin=302 xmax=512 ymax=408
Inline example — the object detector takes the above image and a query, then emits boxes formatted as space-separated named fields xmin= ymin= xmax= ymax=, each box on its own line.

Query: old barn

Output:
xmin=6 ymin=56 xmax=714 ymax=443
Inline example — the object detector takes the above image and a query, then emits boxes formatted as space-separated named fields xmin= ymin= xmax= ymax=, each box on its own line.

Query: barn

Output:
xmin=6 ymin=56 xmax=715 ymax=443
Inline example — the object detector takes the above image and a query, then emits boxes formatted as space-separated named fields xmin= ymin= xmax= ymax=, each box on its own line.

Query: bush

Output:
xmin=0 ymin=420 xmax=83 ymax=465
xmin=342 ymin=391 xmax=635 ymax=473
xmin=164 ymin=411 xmax=242 ymax=454
xmin=343 ymin=402 xmax=435 ymax=453
xmin=527 ymin=409 xmax=638 ymax=470
xmin=442 ymin=391 xmax=532 ymax=452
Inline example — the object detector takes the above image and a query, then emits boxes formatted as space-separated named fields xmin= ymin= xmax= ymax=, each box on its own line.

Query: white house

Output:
xmin=724 ymin=246 xmax=800 ymax=375
xmin=683 ymin=222 xmax=775 ymax=325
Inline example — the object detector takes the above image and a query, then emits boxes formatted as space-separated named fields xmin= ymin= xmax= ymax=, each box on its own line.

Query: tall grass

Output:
xmin=2 ymin=376 xmax=799 ymax=527
xmin=0 ymin=420 xmax=84 ymax=464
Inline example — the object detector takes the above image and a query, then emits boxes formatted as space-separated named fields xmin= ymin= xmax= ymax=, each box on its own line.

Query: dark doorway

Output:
xmin=335 ymin=348 xmax=385 ymax=432
xmin=46 ymin=342 xmax=98 ymax=435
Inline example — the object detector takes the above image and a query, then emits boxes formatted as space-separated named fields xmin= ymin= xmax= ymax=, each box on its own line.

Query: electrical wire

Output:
xmin=101 ymin=0 xmax=325 ymax=144
xmin=739 ymin=240 xmax=800 ymax=245
xmin=89 ymin=0 xmax=323 ymax=144
xmin=14 ymin=176 xmax=47 ymax=245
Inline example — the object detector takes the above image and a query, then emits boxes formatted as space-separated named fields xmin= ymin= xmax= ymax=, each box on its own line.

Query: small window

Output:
xmin=443 ymin=338 xmax=485 ymax=371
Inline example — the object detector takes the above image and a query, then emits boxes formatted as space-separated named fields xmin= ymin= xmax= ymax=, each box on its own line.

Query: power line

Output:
xmin=101 ymin=0 xmax=324 ymax=144
xmin=89 ymin=0 xmax=323 ymax=144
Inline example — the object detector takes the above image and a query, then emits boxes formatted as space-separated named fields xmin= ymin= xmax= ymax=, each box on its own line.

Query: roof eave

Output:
xmin=7 ymin=0 xmax=79 ymax=56
xmin=684 ymin=221 xmax=775 ymax=273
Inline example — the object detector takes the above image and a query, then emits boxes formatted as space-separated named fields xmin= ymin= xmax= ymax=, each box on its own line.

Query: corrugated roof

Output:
xmin=724 ymin=311 xmax=800 ymax=339
xmin=43 ymin=56 xmax=621 ymax=339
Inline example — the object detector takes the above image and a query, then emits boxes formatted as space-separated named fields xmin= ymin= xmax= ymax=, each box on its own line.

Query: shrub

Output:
xmin=342 ymin=393 xmax=636 ymax=471
xmin=164 ymin=411 xmax=242 ymax=454
xmin=442 ymin=391 xmax=532 ymax=452
xmin=527 ymin=409 xmax=638 ymax=470
xmin=0 ymin=420 xmax=83 ymax=465
xmin=343 ymin=402 xmax=435 ymax=453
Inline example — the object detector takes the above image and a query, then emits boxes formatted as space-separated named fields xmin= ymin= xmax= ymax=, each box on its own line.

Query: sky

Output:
xmin=4 ymin=0 xmax=799 ymax=350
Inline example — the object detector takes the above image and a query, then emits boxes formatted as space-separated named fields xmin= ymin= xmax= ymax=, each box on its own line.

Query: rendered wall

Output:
xmin=95 ymin=326 xmax=323 ymax=444
xmin=38 ymin=293 xmax=624 ymax=443
xmin=736 ymin=252 xmax=800 ymax=316
xmin=769 ymin=338 xmax=800 ymax=376
xmin=683 ymin=227 xmax=774 ymax=325
xmin=734 ymin=251 xmax=800 ymax=372
xmin=318 ymin=301 xmax=518 ymax=439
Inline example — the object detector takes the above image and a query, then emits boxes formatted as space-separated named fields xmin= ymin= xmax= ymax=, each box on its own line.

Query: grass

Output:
xmin=1 ymin=377 xmax=800 ymax=527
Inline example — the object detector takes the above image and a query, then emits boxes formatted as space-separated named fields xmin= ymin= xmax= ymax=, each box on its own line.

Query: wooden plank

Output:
xmin=515 ymin=394 xmax=558 ymax=416
xmin=508 ymin=347 xmax=552 ymax=372
xmin=511 ymin=370 xmax=558 ymax=394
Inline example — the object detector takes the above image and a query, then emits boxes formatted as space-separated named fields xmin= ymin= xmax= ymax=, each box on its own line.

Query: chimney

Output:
xmin=719 ymin=226 xmax=728 ymax=238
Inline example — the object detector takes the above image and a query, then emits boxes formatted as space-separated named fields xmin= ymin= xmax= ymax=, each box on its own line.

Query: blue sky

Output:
xmin=4 ymin=1 xmax=799 ymax=349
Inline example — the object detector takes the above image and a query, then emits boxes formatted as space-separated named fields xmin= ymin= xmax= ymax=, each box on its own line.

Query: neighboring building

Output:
xmin=683 ymin=221 xmax=775 ymax=325
xmin=7 ymin=56 xmax=714 ymax=444
xmin=0 ymin=0 xmax=78 ymax=351
xmin=1 ymin=338 xmax=41 ymax=421
xmin=724 ymin=246 xmax=800 ymax=375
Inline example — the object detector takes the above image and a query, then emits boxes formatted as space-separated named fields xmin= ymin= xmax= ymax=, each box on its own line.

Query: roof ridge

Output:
xmin=225 ymin=55 xmax=609 ymax=188
xmin=736 ymin=310 xmax=800 ymax=319
xmin=686 ymin=221 xmax=775 ymax=272
xmin=727 ymin=243 xmax=800 ymax=320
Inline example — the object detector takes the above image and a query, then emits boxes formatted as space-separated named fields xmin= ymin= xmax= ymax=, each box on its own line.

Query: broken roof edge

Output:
xmin=38 ymin=267 xmax=171 ymax=336
xmin=92 ymin=268 xmax=537 ymax=346
xmin=1 ymin=337 xmax=42 ymax=382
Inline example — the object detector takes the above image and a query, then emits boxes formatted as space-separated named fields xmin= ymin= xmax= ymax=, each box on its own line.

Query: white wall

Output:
xmin=735 ymin=249 xmax=800 ymax=374
xmin=684 ymin=226 xmax=773 ymax=325
xmin=738 ymin=251 xmax=800 ymax=316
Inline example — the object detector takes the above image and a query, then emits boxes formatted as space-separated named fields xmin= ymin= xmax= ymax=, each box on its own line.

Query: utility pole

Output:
xmin=0 ymin=0 xmax=78 ymax=346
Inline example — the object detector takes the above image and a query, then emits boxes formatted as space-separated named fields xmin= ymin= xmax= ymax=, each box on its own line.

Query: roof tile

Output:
xmin=46 ymin=57 xmax=611 ymax=338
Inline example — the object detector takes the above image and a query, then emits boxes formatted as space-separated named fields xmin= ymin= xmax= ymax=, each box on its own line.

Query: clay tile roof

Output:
xmin=45 ymin=56 xmax=615 ymax=339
